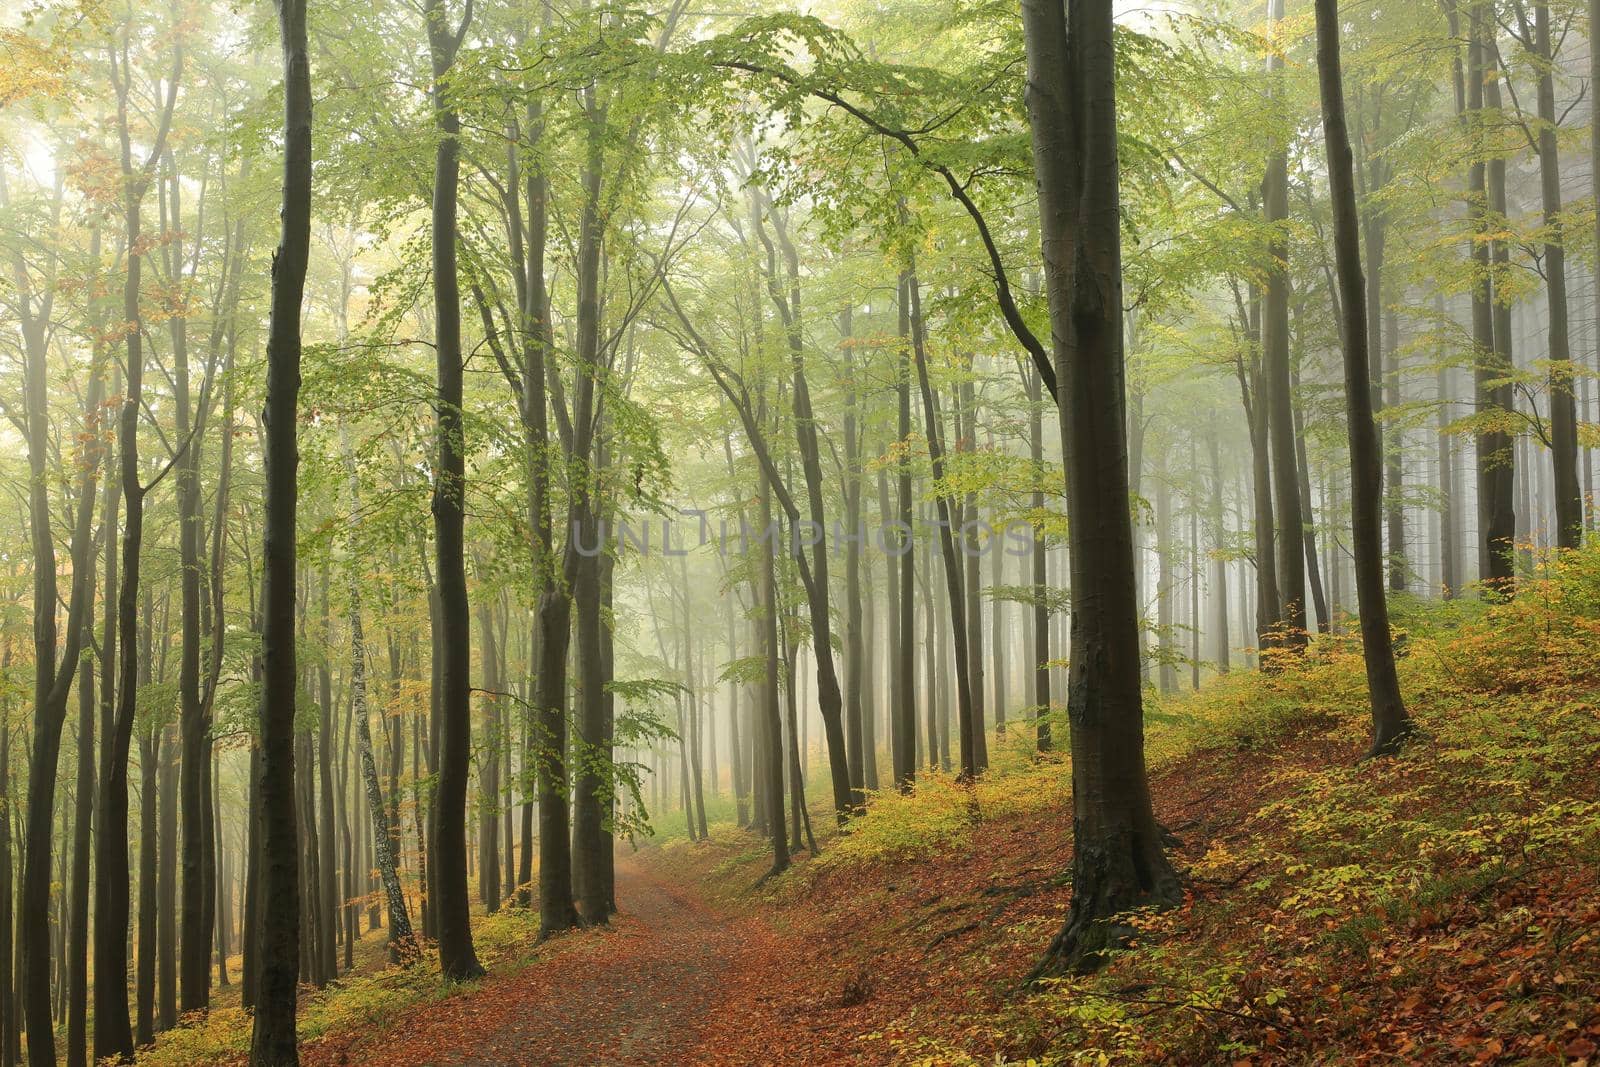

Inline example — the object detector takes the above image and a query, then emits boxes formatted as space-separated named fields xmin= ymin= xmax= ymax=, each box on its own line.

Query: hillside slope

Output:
xmin=647 ymin=548 xmax=1600 ymax=1065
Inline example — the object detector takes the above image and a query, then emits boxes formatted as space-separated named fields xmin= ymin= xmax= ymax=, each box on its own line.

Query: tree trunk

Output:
xmin=0 ymin=663 xmax=12 ymax=1067
xmin=1384 ymin=307 xmax=1406 ymax=591
xmin=841 ymin=309 xmax=866 ymax=808
xmin=316 ymin=571 xmax=339 ymax=979
xmin=757 ymin=456 xmax=790 ymax=876
xmin=249 ymin=0 xmax=311 ymax=1057
xmin=959 ymin=366 xmax=989 ymax=767
xmin=477 ymin=601 xmax=501 ymax=915
xmin=67 ymin=641 xmax=93 ymax=1067
xmin=755 ymin=199 xmax=854 ymax=818
xmin=1263 ymin=0 xmax=1307 ymax=645
xmin=905 ymin=270 xmax=980 ymax=780
xmin=343 ymin=462 xmax=415 ymax=960
xmin=894 ymin=296 xmax=916 ymax=785
xmin=172 ymin=162 xmax=213 ymax=1014
xmin=572 ymin=546 xmax=609 ymax=921
xmin=1475 ymin=4 xmax=1518 ymax=588
xmin=1155 ymin=461 xmax=1176 ymax=693
xmin=1312 ymin=0 xmax=1413 ymax=757
xmin=1028 ymin=365 xmax=1051 ymax=750
xmin=1527 ymin=0 xmax=1583 ymax=546
xmin=1022 ymin=0 xmax=1181 ymax=978
xmin=1207 ymin=420 xmax=1232 ymax=671
xmin=424 ymin=0 xmax=484 ymax=982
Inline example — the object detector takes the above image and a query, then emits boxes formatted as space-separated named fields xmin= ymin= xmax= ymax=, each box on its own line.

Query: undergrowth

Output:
xmin=919 ymin=545 xmax=1600 ymax=1064
xmin=136 ymin=905 xmax=543 ymax=1066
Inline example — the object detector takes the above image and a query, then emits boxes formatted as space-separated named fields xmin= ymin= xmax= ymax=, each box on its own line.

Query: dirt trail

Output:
xmin=307 ymin=857 xmax=781 ymax=1067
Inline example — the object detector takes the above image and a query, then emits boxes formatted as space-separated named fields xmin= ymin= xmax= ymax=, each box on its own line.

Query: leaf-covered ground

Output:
xmin=142 ymin=548 xmax=1600 ymax=1065
xmin=296 ymin=858 xmax=786 ymax=1066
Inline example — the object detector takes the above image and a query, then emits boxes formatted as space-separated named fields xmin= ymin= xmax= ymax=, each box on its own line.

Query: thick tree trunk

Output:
xmin=1313 ymin=0 xmax=1413 ymax=757
xmin=1022 ymin=0 xmax=1180 ymax=978
xmin=249 ymin=0 xmax=311 ymax=1059
xmin=424 ymin=0 xmax=484 ymax=982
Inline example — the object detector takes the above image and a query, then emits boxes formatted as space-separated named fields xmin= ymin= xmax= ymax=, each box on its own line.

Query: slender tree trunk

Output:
xmin=173 ymin=167 xmax=214 ymax=1013
xmin=1592 ymin=0 xmax=1600 ymax=534
xmin=1439 ymin=341 xmax=1460 ymax=596
xmin=572 ymin=546 xmax=609 ymax=921
xmin=841 ymin=309 xmax=866 ymax=808
xmin=0 ymin=654 xmax=12 ymax=1067
xmin=1028 ymin=366 xmax=1051 ymax=750
xmin=597 ymin=549 xmax=617 ymax=913
xmin=959 ymin=367 xmax=988 ymax=767
xmin=1384 ymin=307 xmax=1406 ymax=591
xmin=1292 ymin=371 xmax=1331 ymax=632
xmin=757 ymin=456 xmax=789 ymax=876
xmin=477 ymin=601 xmax=501 ymax=915
xmin=1155 ymin=463 xmax=1176 ymax=693
xmin=905 ymin=270 xmax=979 ymax=780
xmin=315 ymin=571 xmax=338 ymax=979
xmin=894 ymin=297 xmax=916 ymax=786
xmin=93 ymin=47 xmax=179 ymax=1053
xmin=67 ymin=641 xmax=93 ymax=1067
xmin=1313 ymin=0 xmax=1413 ymax=757
xmin=1263 ymin=0 xmax=1307 ymax=644
xmin=991 ymin=502 xmax=1007 ymax=730
xmin=1188 ymin=446 xmax=1202 ymax=689
xmin=1208 ymin=420 xmax=1232 ymax=671
xmin=135 ymin=730 xmax=157 ymax=1043
xmin=754 ymin=200 xmax=854 ymax=818
xmin=343 ymin=462 xmax=414 ymax=960
xmin=1527 ymin=1 xmax=1583 ymax=546
xmin=0 ymin=663 xmax=12 ymax=1067
xmin=1476 ymin=5 xmax=1518 ymax=587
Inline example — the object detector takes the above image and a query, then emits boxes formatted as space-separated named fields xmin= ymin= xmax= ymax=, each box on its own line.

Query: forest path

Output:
xmin=306 ymin=854 xmax=782 ymax=1067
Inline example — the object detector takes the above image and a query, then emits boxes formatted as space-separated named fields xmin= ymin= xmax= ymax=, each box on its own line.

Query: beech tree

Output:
xmin=250 ymin=0 xmax=311 ymax=1060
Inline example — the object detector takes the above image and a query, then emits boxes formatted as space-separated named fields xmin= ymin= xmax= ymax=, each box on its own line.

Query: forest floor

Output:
xmin=141 ymin=550 xmax=1600 ymax=1066
xmin=293 ymin=856 xmax=788 ymax=1066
